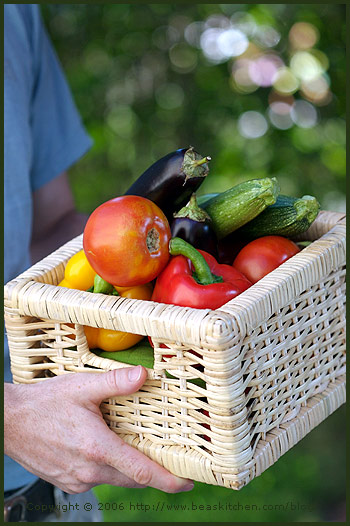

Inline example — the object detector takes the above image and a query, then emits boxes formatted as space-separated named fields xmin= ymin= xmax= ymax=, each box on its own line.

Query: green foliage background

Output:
xmin=42 ymin=3 xmax=345 ymax=214
xmin=42 ymin=4 xmax=346 ymax=522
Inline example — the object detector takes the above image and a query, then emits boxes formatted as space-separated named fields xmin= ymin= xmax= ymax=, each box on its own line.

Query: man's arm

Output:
xmin=30 ymin=171 xmax=88 ymax=263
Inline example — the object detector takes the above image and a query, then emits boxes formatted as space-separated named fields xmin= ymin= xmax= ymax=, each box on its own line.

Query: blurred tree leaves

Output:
xmin=41 ymin=4 xmax=345 ymax=214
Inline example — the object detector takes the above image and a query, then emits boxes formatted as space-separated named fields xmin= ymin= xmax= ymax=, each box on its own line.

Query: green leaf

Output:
xmin=95 ymin=340 xmax=154 ymax=368
xmin=93 ymin=340 xmax=206 ymax=388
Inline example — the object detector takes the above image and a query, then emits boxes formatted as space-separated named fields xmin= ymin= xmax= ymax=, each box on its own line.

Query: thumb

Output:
xmin=74 ymin=366 xmax=148 ymax=406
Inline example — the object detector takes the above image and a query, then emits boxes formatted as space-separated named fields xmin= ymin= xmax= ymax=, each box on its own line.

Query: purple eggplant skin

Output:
xmin=217 ymin=232 xmax=249 ymax=265
xmin=124 ymin=147 xmax=211 ymax=220
xmin=171 ymin=217 xmax=218 ymax=258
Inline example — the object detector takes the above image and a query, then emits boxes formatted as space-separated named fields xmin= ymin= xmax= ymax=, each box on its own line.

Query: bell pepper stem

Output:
xmin=93 ymin=274 xmax=114 ymax=294
xmin=169 ymin=237 xmax=222 ymax=285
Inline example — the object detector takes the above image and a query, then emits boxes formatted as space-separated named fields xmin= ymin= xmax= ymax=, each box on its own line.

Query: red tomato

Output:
xmin=83 ymin=195 xmax=171 ymax=286
xmin=233 ymin=235 xmax=300 ymax=284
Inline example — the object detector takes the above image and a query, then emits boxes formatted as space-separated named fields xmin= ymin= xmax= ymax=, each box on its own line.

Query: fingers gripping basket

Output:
xmin=4 ymin=211 xmax=346 ymax=489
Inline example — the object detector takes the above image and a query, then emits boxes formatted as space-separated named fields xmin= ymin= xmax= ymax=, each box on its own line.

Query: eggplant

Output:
xmin=217 ymin=232 xmax=249 ymax=265
xmin=124 ymin=147 xmax=211 ymax=220
xmin=170 ymin=193 xmax=218 ymax=257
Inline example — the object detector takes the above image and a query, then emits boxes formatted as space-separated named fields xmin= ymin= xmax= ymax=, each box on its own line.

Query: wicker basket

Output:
xmin=4 ymin=210 xmax=346 ymax=490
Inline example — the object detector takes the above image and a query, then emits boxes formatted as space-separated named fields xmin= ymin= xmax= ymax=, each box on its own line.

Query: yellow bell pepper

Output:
xmin=58 ymin=250 xmax=96 ymax=290
xmin=83 ymin=283 xmax=153 ymax=351
xmin=58 ymin=250 xmax=153 ymax=351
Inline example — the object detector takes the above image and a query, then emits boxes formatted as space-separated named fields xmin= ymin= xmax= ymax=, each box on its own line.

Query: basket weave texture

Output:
xmin=4 ymin=210 xmax=346 ymax=489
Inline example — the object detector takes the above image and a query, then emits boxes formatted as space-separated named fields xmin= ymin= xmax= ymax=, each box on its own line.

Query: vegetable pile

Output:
xmin=59 ymin=146 xmax=320 ymax=353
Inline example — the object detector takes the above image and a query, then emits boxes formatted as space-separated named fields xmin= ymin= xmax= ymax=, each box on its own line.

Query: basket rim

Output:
xmin=4 ymin=210 xmax=346 ymax=346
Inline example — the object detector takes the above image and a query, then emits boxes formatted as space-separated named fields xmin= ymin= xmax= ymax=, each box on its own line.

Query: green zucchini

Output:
xmin=201 ymin=177 xmax=280 ymax=239
xmin=236 ymin=194 xmax=320 ymax=239
xmin=197 ymin=193 xmax=219 ymax=206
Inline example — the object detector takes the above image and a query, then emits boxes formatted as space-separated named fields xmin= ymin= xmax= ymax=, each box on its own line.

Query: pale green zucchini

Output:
xmin=201 ymin=177 xmax=280 ymax=239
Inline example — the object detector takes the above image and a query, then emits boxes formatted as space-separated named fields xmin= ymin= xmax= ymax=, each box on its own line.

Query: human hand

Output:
xmin=4 ymin=366 xmax=194 ymax=494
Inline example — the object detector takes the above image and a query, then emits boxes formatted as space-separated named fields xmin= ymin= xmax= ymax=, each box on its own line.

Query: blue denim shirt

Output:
xmin=4 ymin=4 xmax=92 ymax=491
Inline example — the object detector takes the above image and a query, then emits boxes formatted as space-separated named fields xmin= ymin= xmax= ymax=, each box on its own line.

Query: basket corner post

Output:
xmin=200 ymin=310 xmax=255 ymax=488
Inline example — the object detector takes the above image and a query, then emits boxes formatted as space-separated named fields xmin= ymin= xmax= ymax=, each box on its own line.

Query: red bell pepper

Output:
xmin=151 ymin=237 xmax=252 ymax=309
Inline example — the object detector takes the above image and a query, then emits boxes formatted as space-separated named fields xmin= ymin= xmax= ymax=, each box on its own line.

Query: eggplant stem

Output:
xmin=173 ymin=193 xmax=211 ymax=222
xmin=193 ymin=156 xmax=211 ymax=167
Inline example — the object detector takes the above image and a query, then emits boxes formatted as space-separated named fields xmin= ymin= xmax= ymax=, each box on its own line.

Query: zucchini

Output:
xmin=201 ymin=177 xmax=280 ymax=239
xmin=236 ymin=194 xmax=320 ymax=239
xmin=197 ymin=193 xmax=219 ymax=206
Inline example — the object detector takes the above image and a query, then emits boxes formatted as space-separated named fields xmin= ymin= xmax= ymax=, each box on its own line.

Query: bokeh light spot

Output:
xmin=321 ymin=145 xmax=346 ymax=176
xmin=289 ymin=22 xmax=319 ymax=50
xmin=106 ymin=104 xmax=138 ymax=138
xmin=291 ymin=125 xmax=324 ymax=152
xmin=238 ymin=111 xmax=268 ymax=138
xmin=272 ymin=67 xmax=299 ymax=94
xmin=310 ymin=49 xmax=329 ymax=72
xmin=169 ymin=43 xmax=198 ymax=72
xmin=300 ymin=75 xmax=331 ymax=105
xmin=291 ymin=100 xmax=318 ymax=128
xmin=232 ymin=59 xmax=258 ymax=93
xmin=268 ymin=102 xmax=293 ymax=130
xmin=152 ymin=25 xmax=180 ymax=50
xmin=184 ymin=21 xmax=205 ymax=48
xmin=217 ymin=28 xmax=249 ymax=57
xmin=254 ymin=25 xmax=281 ymax=48
xmin=155 ymin=83 xmax=185 ymax=110
xmin=268 ymin=90 xmax=295 ymax=107
xmin=248 ymin=54 xmax=284 ymax=87
xmin=205 ymin=14 xmax=231 ymax=29
xmin=200 ymin=28 xmax=228 ymax=63
xmin=83 ymin=48 xmax=113 ymax=76
xmin=230 ymin=11 xmax=257 ymax=37
xmin=323 ymin=118 xmax=346 ymax=145
xmin=290 ymin=51 xmax=324 ymax=82
xmin=200 ymin=27 xmax=249 ymax=63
